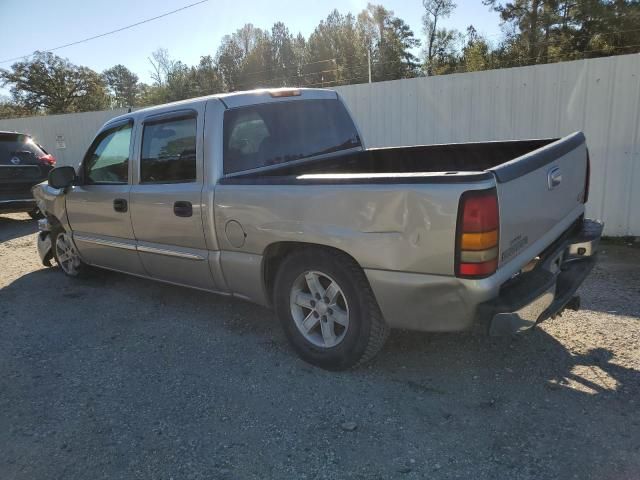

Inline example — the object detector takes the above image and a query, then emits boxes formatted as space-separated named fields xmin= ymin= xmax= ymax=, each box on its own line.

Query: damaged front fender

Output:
xmin=37 ymin=229 xmax=54 ymax=267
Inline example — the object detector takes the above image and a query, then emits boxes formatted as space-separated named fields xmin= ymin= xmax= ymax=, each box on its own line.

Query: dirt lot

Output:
xmin=0 ymin=213 xmax=639 ymax=480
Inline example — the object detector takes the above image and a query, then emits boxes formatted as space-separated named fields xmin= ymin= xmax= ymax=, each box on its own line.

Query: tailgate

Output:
xmin=491 ymin=132 xmax=588 ymax=269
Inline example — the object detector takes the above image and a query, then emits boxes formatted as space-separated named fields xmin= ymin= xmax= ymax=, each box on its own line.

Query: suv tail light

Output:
xmin=38 ymin=154 xmax=56 ymax=166
xmin=583 ymin=150 xmax=590 ymax=203
xmin=455 ymin=188 xmax=499 ymax=278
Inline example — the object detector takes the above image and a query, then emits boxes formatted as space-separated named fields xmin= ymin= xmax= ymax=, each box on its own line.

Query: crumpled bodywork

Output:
xmin=214 ymin=179 xmax=496 ymax=277
xmin=31 ymin=181 xmax=69 ymax=266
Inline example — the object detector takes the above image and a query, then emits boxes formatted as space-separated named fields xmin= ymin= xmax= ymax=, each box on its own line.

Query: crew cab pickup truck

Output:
xmin=33 ymin=88 xmax=602 ymax=370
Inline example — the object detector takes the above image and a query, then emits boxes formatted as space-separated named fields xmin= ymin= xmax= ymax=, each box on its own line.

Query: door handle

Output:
xmin=113 ymin=198 xmax=128 ymax=213
xmin=548 ymin=167 xmax=562 ymax=190
xmin=173 ymin=201 xmax=193 ymax=218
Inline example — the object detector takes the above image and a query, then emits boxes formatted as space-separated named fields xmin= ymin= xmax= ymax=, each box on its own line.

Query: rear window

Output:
xmin=223 ymin=99 xmax=361 ymax=174
xmin=141 ymin=115 xmax=197 ymax=184
xmin=0 ymin=134 xmax=46 ymax=160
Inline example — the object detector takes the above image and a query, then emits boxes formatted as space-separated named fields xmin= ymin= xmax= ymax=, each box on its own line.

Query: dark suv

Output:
xmin=0 ymin=131 xmax=55 ymax=218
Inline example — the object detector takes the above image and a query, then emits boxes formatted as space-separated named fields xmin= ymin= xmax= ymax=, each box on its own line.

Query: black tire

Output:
xmin=274 ymin=247 xmax=389 ymax=370
xmin=51 ymin=226 xmax=87 ymax=277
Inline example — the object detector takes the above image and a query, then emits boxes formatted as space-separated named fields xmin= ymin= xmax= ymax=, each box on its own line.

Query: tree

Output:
xmin=460 ymin=26 xmax=493 ymax=72
xmin=0 ymin=51 xmax=109 ymax=114
xmin=422 ymin=0 xmax=457 ymax=75
xmin=192 ymin=55 xmax=224 ymax=95
xmin=482 ymin=0 xmax=640 ymax=67
xmin=305 ymin=10 xmax=364 ymax=86
xmin=357 ymin=4 xmax=421 ymax=82
xmin=271 ymin=22 xmax=296 ymax=86
xmin=103 ymin=64 xmax=139 ymax=107
xmin=148 ymin=48 xmax=176 ymax=86
xmin=0 ymin=96 xmax=29 ymax=119
xmin=216 ymin=34 xmax=249 ymax=91
xmin=382 ymin=17 xmax=422 ymax=78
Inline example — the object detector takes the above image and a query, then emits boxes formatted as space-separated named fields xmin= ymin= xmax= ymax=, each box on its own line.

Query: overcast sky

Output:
xmin=0 ymin=0 xmax=503 ymax=91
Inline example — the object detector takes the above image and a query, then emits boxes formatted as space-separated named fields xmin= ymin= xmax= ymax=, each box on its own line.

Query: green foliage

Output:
xmin=484 ymin=0 xmax=640 ymax=66
xmin=103 ymin=64 xmax=139 ymax=108
xmin=0 ymin=51 xmax=109 ymax=115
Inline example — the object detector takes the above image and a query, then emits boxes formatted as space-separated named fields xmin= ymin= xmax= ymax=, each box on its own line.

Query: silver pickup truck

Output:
xmin=33 ymin=88 xmax=602 ymax=370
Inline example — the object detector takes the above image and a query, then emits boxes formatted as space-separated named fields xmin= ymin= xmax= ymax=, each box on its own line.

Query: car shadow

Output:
xmin=376 ymin=328 xmax=638 ymax=396
xmin=0 ymin=214 xmax=38 ymax=243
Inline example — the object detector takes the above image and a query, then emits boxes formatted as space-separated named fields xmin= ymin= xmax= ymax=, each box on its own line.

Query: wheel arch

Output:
xmin=262 ymin=241 xmax=364 ymax=307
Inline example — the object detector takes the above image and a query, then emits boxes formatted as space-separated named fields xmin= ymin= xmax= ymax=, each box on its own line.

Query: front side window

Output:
xmin=84 ymin=123 xmax=132 ymax=184
xmin=140 ymin=115 xmax=197 ymax=184
xmin=223 ymin=99 xmax=361 ymax=174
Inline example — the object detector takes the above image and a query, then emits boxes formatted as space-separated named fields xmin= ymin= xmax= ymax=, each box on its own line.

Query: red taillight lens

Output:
xmin=456 ymin=188 xmax=499 ymax=278
xmin=38 ymin=154 xmax=56 ymax=166
xmin=583 ymin=150 xmax=590 ymax=203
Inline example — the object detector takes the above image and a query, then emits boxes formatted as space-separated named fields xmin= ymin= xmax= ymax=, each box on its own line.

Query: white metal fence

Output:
xmin=1 ymin=53 xmax=638 ymax=236
xmin=0 ymin=108 xmax=128 ymax=168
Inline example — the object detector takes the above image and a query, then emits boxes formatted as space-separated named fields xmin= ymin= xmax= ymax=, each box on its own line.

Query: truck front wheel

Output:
xmin=52 ymin=227 xmax=86 ymax=277
xmin=274 ymin=248 xmax=389 ymax=370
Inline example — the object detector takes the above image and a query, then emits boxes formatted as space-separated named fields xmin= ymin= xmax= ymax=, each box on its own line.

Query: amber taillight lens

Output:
xmin=455 ymin=188 xmax=499 ymax=278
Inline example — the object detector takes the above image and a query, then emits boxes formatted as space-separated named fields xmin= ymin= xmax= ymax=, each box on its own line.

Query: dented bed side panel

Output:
xmin=214 ymin=178 xmax=496 ymax=277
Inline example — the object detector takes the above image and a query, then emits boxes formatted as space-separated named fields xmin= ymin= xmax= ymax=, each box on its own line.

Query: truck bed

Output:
xmin=222 ymin=138 xmax=558 ymax=183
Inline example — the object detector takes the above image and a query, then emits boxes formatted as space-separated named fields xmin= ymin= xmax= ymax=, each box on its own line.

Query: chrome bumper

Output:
xmin=480 ymin=219 xmax=603 ymax=335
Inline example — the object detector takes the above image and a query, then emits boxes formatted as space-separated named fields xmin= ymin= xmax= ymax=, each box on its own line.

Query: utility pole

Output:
xmin=367 ymin=49 xmax=372 ymax=83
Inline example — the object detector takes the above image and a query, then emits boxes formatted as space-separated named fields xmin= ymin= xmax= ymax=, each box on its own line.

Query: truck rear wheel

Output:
xmin=274 ymin=248 xmax=389 ymax=370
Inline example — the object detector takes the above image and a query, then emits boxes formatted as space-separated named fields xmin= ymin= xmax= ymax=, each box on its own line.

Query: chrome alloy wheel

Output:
xmin=289 ymin=271 xmax=350 ymax=348
xmin=55 ymin=232 xmax=82 ymax=276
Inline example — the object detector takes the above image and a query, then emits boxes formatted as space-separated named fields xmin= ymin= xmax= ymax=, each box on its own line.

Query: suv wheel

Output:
xmin=274 ymin=248 xmax=389 ymax=370
xmin=52 ymin=228 xmax=85 ymax=277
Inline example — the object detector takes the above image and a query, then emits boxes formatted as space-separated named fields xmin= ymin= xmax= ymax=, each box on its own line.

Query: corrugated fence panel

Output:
xmin=337 ymin=54 xmax=640 ymax=236
xmin=0 ymin=55 xmax=638 ymax=235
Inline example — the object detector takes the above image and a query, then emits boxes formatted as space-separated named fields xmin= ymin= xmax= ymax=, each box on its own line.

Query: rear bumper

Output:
xmin=0 ymin=198 xmax=36 ymax=213
xmin=365 ymin=218 xmax=603 ymax=334
xmin=479 ymin=218 xmax=602 ymax=335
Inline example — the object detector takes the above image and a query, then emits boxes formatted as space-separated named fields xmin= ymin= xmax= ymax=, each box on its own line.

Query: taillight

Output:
xmin=38 ymin=154 xmax=56 ymax=166
xmin=455 ymin=188 xmax=499 ymax=278
xmin=583 ymin=150 xmax=590 ymax=203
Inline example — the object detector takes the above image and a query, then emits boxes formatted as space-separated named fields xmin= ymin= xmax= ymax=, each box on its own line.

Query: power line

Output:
xmin=0 ymin=0 xmax=209 ymax=65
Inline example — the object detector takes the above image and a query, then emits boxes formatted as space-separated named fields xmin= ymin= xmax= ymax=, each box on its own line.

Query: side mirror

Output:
xmin=48 ymin=166 xmax=76 ymax=189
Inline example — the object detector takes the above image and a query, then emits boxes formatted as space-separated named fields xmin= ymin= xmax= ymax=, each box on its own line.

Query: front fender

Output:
xmin=31 ymin=181 xmax=71 ymax=231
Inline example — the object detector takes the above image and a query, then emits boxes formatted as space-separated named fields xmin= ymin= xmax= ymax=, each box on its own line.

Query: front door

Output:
xmin=65 ymin=120 xmax=146 ymax=275
xmin=129 ymin=109 xmax=216 ymax=290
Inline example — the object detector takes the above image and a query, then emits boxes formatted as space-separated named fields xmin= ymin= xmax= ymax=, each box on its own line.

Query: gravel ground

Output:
xmin=1 ymin=213 xmax=639 ymax=480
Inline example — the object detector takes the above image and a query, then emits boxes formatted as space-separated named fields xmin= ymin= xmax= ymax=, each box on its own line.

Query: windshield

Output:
xmin=223 ymin=99 xmax=361 ymax=174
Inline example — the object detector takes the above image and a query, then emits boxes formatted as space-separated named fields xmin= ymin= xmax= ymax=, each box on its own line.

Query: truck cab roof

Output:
xmin=105 ymin=88 xmax=339 ymax=128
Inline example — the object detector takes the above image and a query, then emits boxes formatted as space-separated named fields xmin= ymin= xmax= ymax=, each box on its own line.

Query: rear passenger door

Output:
xmin=129 ymin=108 xmax=216 ymax=290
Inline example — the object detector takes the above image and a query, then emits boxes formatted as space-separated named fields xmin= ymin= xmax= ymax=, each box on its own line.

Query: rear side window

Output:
xmin=0 ymin=134 xmax=46 ymax=162
xmin=141 ymin=115 xmax=197 ymax=184
xmin=84 ymin=123 xmax=132 ymax=185
xmin=223 ymin=99 xmax=361 ymax=174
